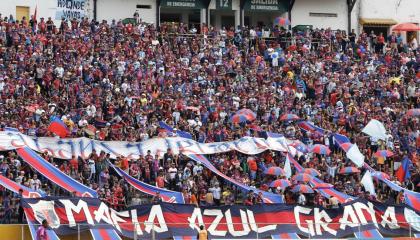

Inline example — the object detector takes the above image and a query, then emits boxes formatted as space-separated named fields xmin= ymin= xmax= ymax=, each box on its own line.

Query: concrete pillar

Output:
xmin=235 ymin=10 xmax=240 ymax=28
xmin=215 ymin=12 xmax=221 ymax=29
xmin=200 ymin=8 xmax=207 ymax=24
xmin=240 ymin=9 xmax=244 ymax=27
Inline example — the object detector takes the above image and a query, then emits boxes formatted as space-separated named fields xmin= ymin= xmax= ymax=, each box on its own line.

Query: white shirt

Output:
xmin=121 ymin=82 xmax=130 ymax=93
xmin=86 ymin=105 xmax=96 ymax=117
xmin=193 ymin=165 xmax=203 ymax=175
xmin=250 ymin=29 xmax=256 ymax=39
xmin=209 ymin=186 xmax=221 ymax=200
xmin=55 ymin=67 xmax=64 ymax=78
xmin=168 ymin=167 xmax=177 ymax=179
xmin=172 ymin=111 xmax=180 ymax=123
xmin=30 ymin=178 xmax=42 ymax=190
xmin=88 ymin=159 xmax=96 ymax=173
xmin=407 ymin=85 xmax=416 ymax=98
xmin=298 ymin=194 xmax=306 ymax=205
xmin=78 ymin=119 xmax=88 ymax=127
xmin=0 ymin=81 xmax=5 ymax=92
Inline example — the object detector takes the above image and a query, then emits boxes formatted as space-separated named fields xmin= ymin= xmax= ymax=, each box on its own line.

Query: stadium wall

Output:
xmin=291 ymin=0 xmax=348 ymax=31
xmin=0 ymin=0 xmax=419 ymax=35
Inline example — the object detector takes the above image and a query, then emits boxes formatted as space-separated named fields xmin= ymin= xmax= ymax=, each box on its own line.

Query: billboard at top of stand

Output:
xmin=161 ymin=0 xmax=206 ymax=9
xmin=244 ymin=0 xmax=288 ymax=11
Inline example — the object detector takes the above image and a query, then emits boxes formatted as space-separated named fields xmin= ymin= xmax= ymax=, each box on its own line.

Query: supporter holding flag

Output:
xmin=396 ymin=156 xmax=413 ymax=184
xmin=47 ymin=116 xmax=70 ymax=138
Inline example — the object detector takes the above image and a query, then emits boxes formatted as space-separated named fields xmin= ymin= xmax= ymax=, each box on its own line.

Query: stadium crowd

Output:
xmin=0 ymin=14 xmax=418 ymax=223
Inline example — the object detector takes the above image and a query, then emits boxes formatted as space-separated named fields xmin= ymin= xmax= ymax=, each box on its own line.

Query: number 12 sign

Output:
xmin=216 ymin=0 xmax=232 ymax=9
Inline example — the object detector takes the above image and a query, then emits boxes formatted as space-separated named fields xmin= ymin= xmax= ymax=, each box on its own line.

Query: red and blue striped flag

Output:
xmin=48 ymin=116 xmax=70 ymax=138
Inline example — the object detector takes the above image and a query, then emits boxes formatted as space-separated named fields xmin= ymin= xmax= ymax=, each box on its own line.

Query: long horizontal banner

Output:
xmin=0 ymin=131 xmax=291 ymax=159
xmin=22 ymin=197 xmax=420 ymax=239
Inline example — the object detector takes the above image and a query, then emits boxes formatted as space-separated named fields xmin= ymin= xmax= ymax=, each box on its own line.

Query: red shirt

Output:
xmin=156 ymin=176 xmax=165 ymax=188
xmin=69 ymin=158 xmax=78 ymax=170
xmin=120 ymin=158 xmax=129 ymax=170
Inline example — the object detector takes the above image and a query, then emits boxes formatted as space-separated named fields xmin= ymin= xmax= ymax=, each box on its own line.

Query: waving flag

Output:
xmin=33 ymin=5 xmax=37 ymax=21
xmin=159 ymin=121 xmax=192 ymax=139
xmin=333 ymin=133 xmax=351 ymax=145
xmin=396 ymin=156 xmax=412 ymax=183
xmin=109 ymin=162 xmax=184 ymax=203
xmin=362 ymin=119 xmax=387 ymax=141
xmin=361 ymin=171 xmax=376 ymax=196
xmin=346 ymin=144 xmax=365 ymax=167
xmin=286 ymin=153 xmax=303 ymax=172
xmin=16 ymin=147 xmax=98 ymax=198
xmin=297 ymin=121 xmax=326 ymax=135
xmin=186 ymin=154 xmax=283 ymax=203
xmin=48 ymin=116 xmax=70 ymax=138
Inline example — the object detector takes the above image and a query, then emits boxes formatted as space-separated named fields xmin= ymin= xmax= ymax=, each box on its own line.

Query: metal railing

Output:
xmin=1 ymin=222 xmax=418 ymax=240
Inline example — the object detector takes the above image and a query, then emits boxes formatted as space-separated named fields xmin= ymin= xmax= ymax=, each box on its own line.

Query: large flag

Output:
xmin=333 ymin=133 xmax=350 ymax=145
xmin=16 ymin=147 xmax=98 ymax=197
xmin=346 ymin=144 xmax=365 ymax=167
xmin=362 ymin=119 xmax=387 ymax=141
xmin=48 ymin=116 xmax=70 ymax=138
xmin=395 ymin=156 xmax=412 ymax=183
xmin=286 ymin=153 xmax=303 ymax=173
xmin=297 ymin=121 xmax=326 ymax=135
xmin=361 ymin=171 xmax=375 ymax=196
xmin=109 ymin=162 xmax=185 ymax=203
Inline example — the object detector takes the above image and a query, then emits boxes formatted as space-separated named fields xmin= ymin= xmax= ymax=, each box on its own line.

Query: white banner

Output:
xmin=55 ymin=0 xmax=86 ymax=20
xmin=0 ymin=132 xmax=292 ymax=159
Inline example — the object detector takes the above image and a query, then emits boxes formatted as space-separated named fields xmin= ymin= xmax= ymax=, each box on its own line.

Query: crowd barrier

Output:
xmin=1 ymin=222 xmax=418 ymax=240
xmin=160 ymin=33 xmax=334 ymax=50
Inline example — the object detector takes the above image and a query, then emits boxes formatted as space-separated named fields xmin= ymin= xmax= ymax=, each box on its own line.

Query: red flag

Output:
xmin=33 ymin=5 xmax=37 ymax=21
xmin=395 ymin=157 xmax=412 ymax=183
xmin=47 ymin=117 xmax=69 ymax=138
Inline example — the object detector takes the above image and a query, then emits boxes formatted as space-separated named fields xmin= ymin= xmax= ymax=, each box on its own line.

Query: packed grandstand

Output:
xmin=0 ymin=14 xmax=418 ymax=239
